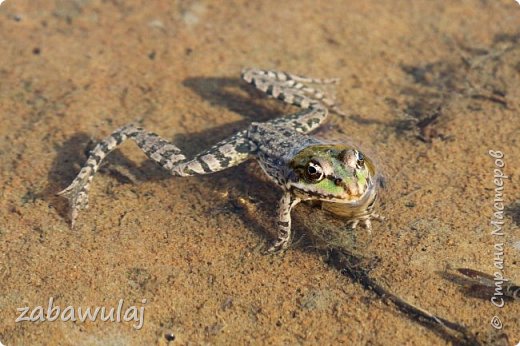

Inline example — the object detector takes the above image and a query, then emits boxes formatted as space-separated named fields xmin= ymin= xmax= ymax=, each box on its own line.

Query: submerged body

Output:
xmin=59 ymin=68 xmax=381 ymax=252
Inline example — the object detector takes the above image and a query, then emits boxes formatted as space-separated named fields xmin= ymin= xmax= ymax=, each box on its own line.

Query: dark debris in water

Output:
xmin=395 ymin=32 xmax=520 ymax=143
xmin=505 ymin=200 xmax=520 ymax=227
xmin=442 ymin=267 xmax=520 ymax=301
xmin=327 ymin=248 xmax=481 ymax=345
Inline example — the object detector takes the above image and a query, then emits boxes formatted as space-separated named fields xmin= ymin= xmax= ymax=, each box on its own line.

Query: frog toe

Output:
xmin=264 ymin=238 xmax=290 ymax=255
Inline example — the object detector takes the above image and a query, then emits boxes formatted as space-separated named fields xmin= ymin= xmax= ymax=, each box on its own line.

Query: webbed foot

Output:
xmin=263 ymin=238 xmax=290 ymax=255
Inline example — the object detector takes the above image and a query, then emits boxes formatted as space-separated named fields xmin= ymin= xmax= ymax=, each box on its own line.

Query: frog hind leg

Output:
xmin=241 ymin=68 xmax=341 ymax=102
xmin=241 ymin=68 xmax=347 ymax=134
xmin=268 ymin=107 xmax=328 ymax=134
xmin=58 ymin=124 xmax=255 ymax=227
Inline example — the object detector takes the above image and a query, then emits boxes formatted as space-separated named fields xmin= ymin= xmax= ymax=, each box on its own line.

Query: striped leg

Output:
xmin=241 ymin=68 xmax=339 ymax=86
xmin=282 ymin=73 xmax=339 ymax=85
xmin=267 ymin=192 xmax=301 ymax=253
xmin=267 ymin=107 xmax=327 ymax=134
xmin=241 ymin=68 xmax=346 ymax=120
xmin=58 ymin=124 xmax=255 ymax=227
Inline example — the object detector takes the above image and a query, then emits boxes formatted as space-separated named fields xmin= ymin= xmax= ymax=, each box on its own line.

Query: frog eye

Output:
xmin=356 ymin=151 xmax=365 ymax=169
xmin=306 ymin=162 xmax=324 ymax=181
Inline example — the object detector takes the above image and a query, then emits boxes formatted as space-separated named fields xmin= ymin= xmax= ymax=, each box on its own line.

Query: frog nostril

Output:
xmin=334 ymin=178 xmax=343 ymax=185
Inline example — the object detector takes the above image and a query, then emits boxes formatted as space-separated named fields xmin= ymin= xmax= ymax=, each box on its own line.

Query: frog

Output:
xmin=58 ymin=68 xmax=381 ymax=253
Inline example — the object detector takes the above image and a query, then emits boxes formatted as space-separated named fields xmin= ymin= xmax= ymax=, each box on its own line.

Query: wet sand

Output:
xmin=0 ymin=0 xmax=519 ymax=345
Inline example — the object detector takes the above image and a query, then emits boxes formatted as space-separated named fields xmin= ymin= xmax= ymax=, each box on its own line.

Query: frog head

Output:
xmin=288 ymin=144 xmax=376 ymax=204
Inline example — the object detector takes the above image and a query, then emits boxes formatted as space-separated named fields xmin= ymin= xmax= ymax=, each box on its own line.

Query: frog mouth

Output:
xmin=321 ymin=181 xmax=378 ymax=218
xmin=334 ymin=178 xmax=376 ymax=204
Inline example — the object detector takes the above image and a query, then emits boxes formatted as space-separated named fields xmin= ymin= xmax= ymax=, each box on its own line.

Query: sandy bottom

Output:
xmin=1 ymin=1 xmax=519 ymax=345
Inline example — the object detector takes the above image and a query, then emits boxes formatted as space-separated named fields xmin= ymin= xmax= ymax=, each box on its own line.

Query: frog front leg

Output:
xmin=267 ymin=192 xmax=301 ymax=253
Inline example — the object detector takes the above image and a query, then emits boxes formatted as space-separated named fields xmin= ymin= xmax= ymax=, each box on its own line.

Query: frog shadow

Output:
xmin=182 ymin=76 xmax=285 ymax=124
